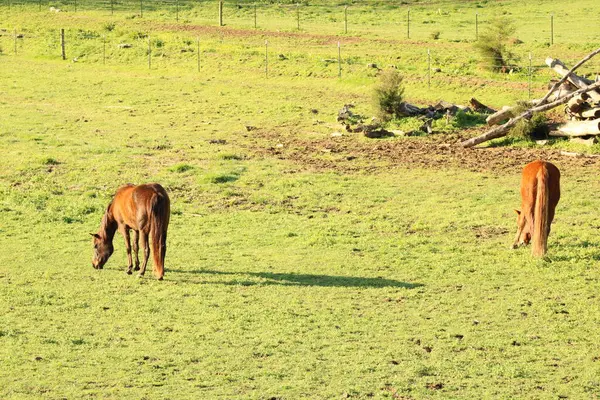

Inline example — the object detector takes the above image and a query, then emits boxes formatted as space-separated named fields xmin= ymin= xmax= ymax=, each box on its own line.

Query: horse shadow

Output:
xmin=168 ymin=268 xmax=423 ymax=289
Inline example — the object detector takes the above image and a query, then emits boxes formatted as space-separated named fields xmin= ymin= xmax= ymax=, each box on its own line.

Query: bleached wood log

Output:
xmin=460 ymin=81 xmax=600 ymax=148
xmin=546 ymin=57 xmax=600 ymax=101
xmin=567 ymin=93 xmax=590 ymax=114
xmin=486 ymin=106 xmax=513 ymax=126
xmin=554 ymin=119 xmax=600 ymax=137
xmin=486 ymin=99 xmax=545 ymax=126
xmin=580 ymin=108 xmax=600 ymax=119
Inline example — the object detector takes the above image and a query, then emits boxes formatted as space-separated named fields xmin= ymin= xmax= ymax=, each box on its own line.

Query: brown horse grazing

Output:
xmin=91 ymin=183 xmax=170 ymax=280
xmin=512 ymin=160 xmax=560 ymax=257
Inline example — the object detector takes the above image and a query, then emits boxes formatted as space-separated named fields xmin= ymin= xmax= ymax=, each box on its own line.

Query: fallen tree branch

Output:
xmin=540 ymin=48 xmax=600 ymax=105
xmin=460 ymin=81 xmax=600 ymax=148
xmin=469 ymin=98 xmax=496 ymax=114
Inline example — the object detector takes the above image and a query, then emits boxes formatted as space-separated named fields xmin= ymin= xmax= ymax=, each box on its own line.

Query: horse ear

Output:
xmin=514 ymin=209 xmax=521 ymax=215
xmin=90 ymin=233 xmax=100 ymax=239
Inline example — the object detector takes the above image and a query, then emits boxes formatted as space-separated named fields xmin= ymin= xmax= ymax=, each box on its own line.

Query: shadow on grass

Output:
xmin=547 ymin=240 xmax=600 ymax=262
xmin=169 ymin=269 xmax=423 ymax=289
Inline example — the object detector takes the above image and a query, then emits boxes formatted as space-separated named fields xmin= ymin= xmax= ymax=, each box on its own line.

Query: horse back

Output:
xmin=112 ymin=183 xmax=170 ymax=231
xmin=521 ymin=161 xmax=560 ymax=205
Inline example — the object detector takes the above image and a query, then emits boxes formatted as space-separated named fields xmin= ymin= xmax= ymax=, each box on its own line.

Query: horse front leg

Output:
xmin=122 ymin=227 xmax=133 ymax=274
xmin=132 ymin=230 xmax=140 ymax=271
xmin=138 ymin=232 xmax=150 ymax=277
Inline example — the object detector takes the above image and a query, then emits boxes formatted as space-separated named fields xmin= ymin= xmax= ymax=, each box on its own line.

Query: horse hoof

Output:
xmin=134 ymin=266 xmax=140 ymax=271
xmin=158 ymin=276 xmax=164 ymax=281
xmin=126 ymin=270 xmax=132 ymax=275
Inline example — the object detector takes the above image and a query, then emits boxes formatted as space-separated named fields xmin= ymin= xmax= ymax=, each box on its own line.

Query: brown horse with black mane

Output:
xmin=512 ymin=160 xmax=560 ymax=257
xmin=91 ymin=183 xmax=170 ymax=280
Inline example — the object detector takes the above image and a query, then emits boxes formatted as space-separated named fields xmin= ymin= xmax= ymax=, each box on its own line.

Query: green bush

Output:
xmin=508 ymin=104 xmax=548 ymax=139
xmin=474 ymin=17 xmax=519 ymax=72
xmin=373 ymin=69 xmax=405 ymax=121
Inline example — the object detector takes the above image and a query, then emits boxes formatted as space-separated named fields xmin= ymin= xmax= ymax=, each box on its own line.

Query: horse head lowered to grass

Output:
xmin=91 ymin=183 xmax=170 ymax=280
xmin=512 ymin=160 xmax=560 ymax=257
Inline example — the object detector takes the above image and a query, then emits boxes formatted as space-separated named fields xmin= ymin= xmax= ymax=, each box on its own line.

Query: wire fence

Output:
xmin=2 ymin=24 xmax=600 ymax=105
xmin=2 ymin=1 xmax=600 ymax=45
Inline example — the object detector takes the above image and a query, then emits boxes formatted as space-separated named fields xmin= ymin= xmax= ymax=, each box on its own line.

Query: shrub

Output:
xmin=373 ymin=69 xmax=405 ymax=121
xmin=508 ymin=103 xmax=548 ymax=139
xmin=103 ymin=22 xmax=116 ymax=32
xmin=474 ymin=16 xmax=519 ymax=72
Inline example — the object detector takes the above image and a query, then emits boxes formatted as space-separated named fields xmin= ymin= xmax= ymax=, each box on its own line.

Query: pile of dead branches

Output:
xmin=338 ymin=99 xmax=490 ymax=138
xmin=461 ymin=48 xmax=600 ymax=148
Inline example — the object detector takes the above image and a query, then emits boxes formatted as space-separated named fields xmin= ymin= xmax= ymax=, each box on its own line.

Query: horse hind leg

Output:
xmin=123 ymin=227 xmax=133 ymax=275
xmin=138 ymin=232 xmax=150 ymax=277
xmin=132 ymin=230 xmax=140 ymax=271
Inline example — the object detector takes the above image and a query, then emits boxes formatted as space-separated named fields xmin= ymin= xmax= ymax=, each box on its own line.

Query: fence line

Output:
xmin=1 ymin=2 xmax=600 ymax=45
xmin=4 ymin=26 xmax=599 ymax=106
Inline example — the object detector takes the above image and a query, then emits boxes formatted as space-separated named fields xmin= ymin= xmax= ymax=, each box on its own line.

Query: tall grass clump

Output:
xmin=474 ymin=17 xmax=519 ymax=72
xmin=373 ymin=69 xmax=405 ymax=122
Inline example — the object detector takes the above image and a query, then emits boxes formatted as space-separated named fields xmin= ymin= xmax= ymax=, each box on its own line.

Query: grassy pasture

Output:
xmin=2 ymin=1 xmax=600 ymax=398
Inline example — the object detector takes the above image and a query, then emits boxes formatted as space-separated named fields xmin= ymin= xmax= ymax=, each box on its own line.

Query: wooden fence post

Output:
xmin=550 ymin=14 xmax=554 ymax=45
xmin=197 ymin=36 xmax=200 ymax=72
xmin=338 ymin=41 xmax=342 ymax=78
xmin=427 ymin=49 xmax=431 ymax=89
xmin=219 ymin=1 xmax=223 ymax=26
xmin=407 ymin=9 xmax=410 ymax=39
xmin=344 ymin=6 xmax=348 ymax=34
xmin=147 ymin=35 xmax=151 ymax=69
xmin=61 ymin=29 xmax=66 ymax=60
xmin=265 ymin=40 xmax=268 ymax=78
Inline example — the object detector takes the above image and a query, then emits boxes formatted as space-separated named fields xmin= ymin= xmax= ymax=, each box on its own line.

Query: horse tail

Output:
xmin=532 ymin=164 xmax=549 ymax=257
xmin=149 ymin=189 xmax=170 ymax=280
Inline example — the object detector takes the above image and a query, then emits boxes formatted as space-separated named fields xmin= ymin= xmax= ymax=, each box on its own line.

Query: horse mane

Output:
xmin=99 ymin=200 xmax=118 ymax=241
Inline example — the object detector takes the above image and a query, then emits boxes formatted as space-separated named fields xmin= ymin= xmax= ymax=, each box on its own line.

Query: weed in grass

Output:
xmin=42 ymin=157 xmax=60 ymax=165
xmin=218 ymin=153 xmax=244 ymax=161
xmin=170 ymin=163 xmax=194 ymax=173
xmin=103 ymin=22 xmax=116 ymax=32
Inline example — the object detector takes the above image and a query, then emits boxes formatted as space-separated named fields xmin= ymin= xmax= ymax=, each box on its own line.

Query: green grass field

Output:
xmin=2 ymin=1 xmax=600 ymax=398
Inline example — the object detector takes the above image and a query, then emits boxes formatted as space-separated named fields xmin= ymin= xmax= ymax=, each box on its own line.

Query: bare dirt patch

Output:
xmin=244 ymin=129 xmax=600 ymax=175
xmin=159 ymin=23 xmax=363 ymax=45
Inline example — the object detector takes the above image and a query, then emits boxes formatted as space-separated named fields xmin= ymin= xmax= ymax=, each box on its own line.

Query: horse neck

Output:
xmin=99 ymin=206 xmax=118 ymax=242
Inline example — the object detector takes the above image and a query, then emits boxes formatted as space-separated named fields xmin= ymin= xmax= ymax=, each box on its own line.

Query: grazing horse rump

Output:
xmin=513 ymin=160 xmax=560 ymax=257
xmin=91 ymin=183 xmax=170 ymax=280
